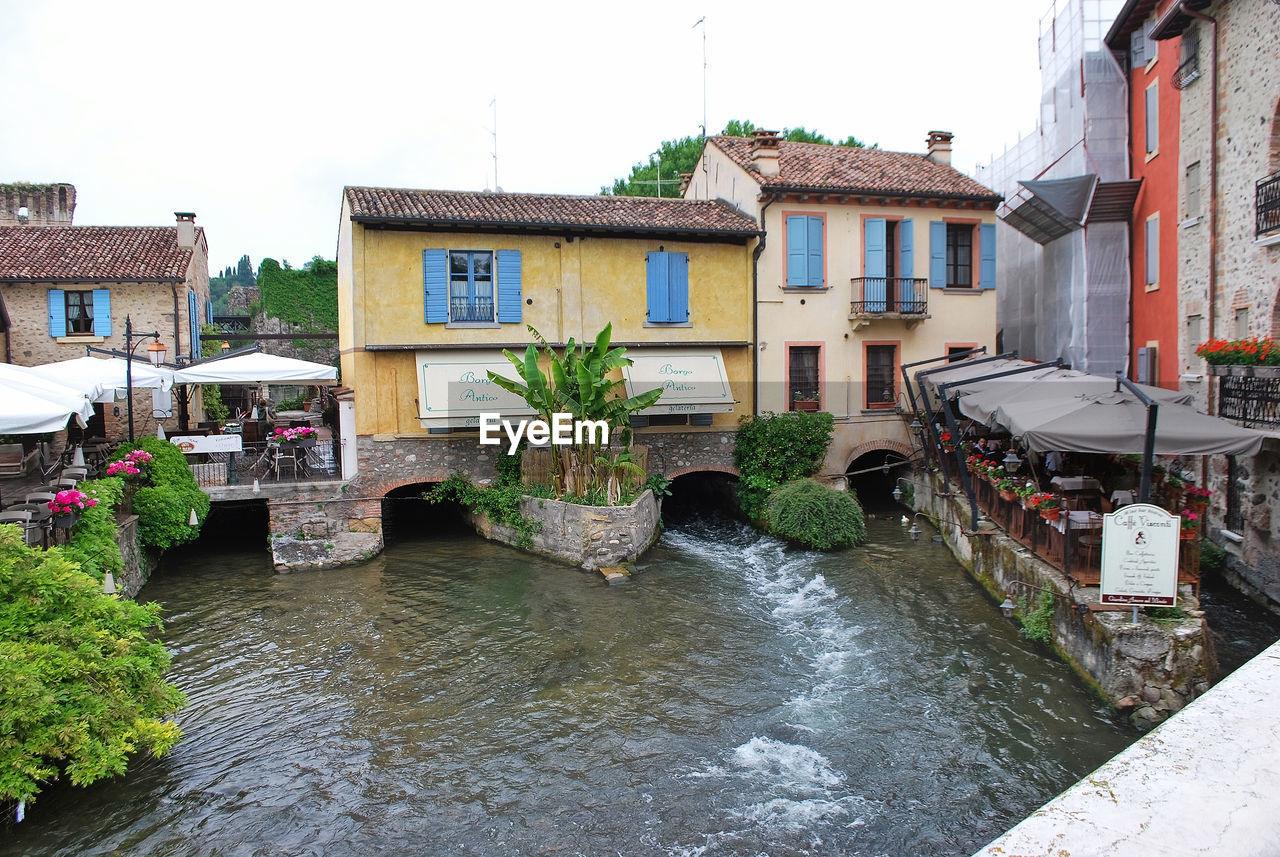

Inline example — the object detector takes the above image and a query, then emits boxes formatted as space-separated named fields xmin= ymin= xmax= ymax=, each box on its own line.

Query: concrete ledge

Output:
xmin=974 ymin=639 xmax=1280 ymax=856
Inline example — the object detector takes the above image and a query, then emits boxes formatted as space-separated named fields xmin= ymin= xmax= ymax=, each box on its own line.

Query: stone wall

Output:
xmin=115 ymin=514 xmax=156 ymax=598
xmin=1212 ymin=438 xmax=1280 ymax=612
xmin=0 ymin=183 xmax=75 ymax=226
xmin=909 ymin=471 xmax=1217 ymax=728
xmin=621 ymin=428 xmax=738 ymax=478
xmin=467 ymin=490 xmax=660 ymax=570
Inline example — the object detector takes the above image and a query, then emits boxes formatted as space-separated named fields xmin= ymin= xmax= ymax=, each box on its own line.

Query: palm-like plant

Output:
xmin=488 ymin=324 xmax=662 ymax=502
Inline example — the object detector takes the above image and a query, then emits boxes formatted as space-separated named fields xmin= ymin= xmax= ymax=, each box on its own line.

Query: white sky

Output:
xmin=1 ymin=0 xmax=1052 ymax=273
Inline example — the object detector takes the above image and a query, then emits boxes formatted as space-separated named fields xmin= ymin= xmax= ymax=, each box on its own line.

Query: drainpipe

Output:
xmin=171 ymin=282 xmax=190 ymax=430
xmin=751 ymin=194 xmax=774 ymax=416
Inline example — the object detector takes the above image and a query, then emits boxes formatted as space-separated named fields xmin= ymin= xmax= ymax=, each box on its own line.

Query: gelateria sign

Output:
xmin=415 ymin=350 xmax=536 ymax=429
xmin=1100 ymin=503 xmax=1179 ymax=606
xmin=622 ymin=348 xmax=734 ymax=415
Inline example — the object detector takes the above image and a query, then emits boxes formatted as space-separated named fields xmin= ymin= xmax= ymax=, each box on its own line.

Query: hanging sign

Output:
xmin=1100 ymin=503 xmax=1179 ymax=606
xmin=171 ymin=434 xmax=243 ymax=454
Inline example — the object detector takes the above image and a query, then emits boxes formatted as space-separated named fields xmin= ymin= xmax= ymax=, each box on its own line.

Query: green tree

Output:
xmin=0 ymin=527 xmax=185 ymax=803
xmin=765 ymin=478 xmax=867 ymax=550
xmin=487 ymin=324 xmax=662 ymax=503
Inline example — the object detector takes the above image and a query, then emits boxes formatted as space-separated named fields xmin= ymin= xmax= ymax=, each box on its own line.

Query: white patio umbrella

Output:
xmin=24 ymin=356 xmax=173 ymax=403
xmin=171 ymin=352 xmax=337 ymax=385
xmin=0 ymin=363 xmax=96 ymax=433
xmin=955 ymin=368 xmax=1193 ymax=427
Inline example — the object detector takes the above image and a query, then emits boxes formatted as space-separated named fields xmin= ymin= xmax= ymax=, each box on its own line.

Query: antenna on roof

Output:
xmin=485 ymin=97 xmax=500 ymax=192
xmin=693 ymin=16 xmax=707 ymax=138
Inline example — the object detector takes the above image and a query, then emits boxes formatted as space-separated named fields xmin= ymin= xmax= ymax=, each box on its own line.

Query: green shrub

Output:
xmin=0 ymin=527 xmax=185 ymax=803
xmin=764 ymin=478 xmax=867 ymax=550
xmin=1019 ymin=590 xmax=1056 ymax=644
xmin=132 ymin=485 xmax=209 ymax=552
xmin=63 ymin=477 xmax=125 ymax=581
xmin=1200 ymin=538 xmax=1228 ymax=575
xmin=734 ymin=412 xmax=833 ymax=520
xmin=494 ymin=444 xmax=524 ymax=488
xmin=109 ymin=437 xmax=193 ymax=488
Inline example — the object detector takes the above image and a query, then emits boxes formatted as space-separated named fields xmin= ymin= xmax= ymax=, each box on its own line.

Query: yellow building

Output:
xmin=337 ymin=187 xmax=759 ymax=487
xmin=685 ymin=130 xmax=1002 ymax=476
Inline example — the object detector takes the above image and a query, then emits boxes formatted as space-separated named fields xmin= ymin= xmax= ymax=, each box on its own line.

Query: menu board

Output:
xmin=1100 ymin=503 xmax=1179 ymax=606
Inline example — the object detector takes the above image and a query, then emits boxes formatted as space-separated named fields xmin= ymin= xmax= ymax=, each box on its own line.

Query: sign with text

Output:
xmin=622 ymin=349 xmax=735 ymax=415
xmin=1100 ymin=503 xmax=1179 ymax=606
xmin=171 ymin=434 xmax=243 ymax=455
xmin=415 ymin=350 xmax=538 ymax=428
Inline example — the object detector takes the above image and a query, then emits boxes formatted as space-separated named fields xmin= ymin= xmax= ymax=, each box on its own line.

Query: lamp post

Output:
xmin=124 ymin=315 xmax=167 ymax=442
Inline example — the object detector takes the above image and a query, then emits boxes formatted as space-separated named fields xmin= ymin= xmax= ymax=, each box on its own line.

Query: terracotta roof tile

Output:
xmin=345 ymin=187 xmax=759 ymax=237
xmin=0 ymin=226 xmax=194 ymax=281
xmin=709 ymin=136 xmax=1002 ymax=202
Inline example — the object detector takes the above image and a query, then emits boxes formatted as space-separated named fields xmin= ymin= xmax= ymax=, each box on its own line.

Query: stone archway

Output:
xmin=843 ymin=439 xmax=915 ymax=475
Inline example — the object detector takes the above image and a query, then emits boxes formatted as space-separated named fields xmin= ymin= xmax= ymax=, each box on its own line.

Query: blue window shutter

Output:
xmin=807 ymin=217 xmax=824 ymax=286
xmin=496 ymin=249 xmax=522 ymax=323
xmin=864 ymin=218 xmax=887 ymax=278
xmin=423 ymin=249 xmax=447 ymax=323
xmin=899 ymin=218 xmax=914 ymax=279
xmin=979 ymin=224 xmax=997 ymax=289
xmin=647 ymin=252 xmax=671 ymax=322
xmin=929 ymin=221 xmax=946 ymax=288
xmin=864 ymin=218 xmax=887 ymax=311
xmin=786 ymin=215 xmax=807 ymax=286
xmin=188 ymin=290 xmax=198 ymax=359
xmin=48 ymin=290 xmax=66 ymax=337
xmin=92 ymin=290 xmax=112 ymax=337
xmin=668 ymin=252 xmax=689 ymax=322
xmin=1145 ymin=85 xmax=1159 ymax=153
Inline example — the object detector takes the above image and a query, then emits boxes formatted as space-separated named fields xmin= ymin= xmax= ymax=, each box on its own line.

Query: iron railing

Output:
xmin=450 ymin=296 xmax=494 ymax=323
xmin=851 ymin=277 xmax=928 ymax=315
xmin=211 ymin=315 xmax=252 ymax=334
xmin=1218 ymin=373 xmax=1280 ymax=429
xmin=1171 ymin=54 xmax=1200 ymax=90
xmin=1258 ymin=171 xmax=1280 ymax=237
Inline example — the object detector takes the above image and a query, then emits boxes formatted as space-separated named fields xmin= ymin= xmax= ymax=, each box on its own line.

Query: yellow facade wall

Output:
xmin=338 ymin=205 xmax=755 ymax=438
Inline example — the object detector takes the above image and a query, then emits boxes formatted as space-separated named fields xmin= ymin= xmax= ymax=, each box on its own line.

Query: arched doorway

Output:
xmin=845 ymin=444 xmax=913 ymax=510
xmin=381 ymin=481 xmax=466 ymax=543
xmin=662 ymin=470 xmax=739 ymax=524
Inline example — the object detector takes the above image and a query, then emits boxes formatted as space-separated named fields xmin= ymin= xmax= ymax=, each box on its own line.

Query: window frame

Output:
xmin=863 ymin=341 xmax=899 ymax=410
xmin=945 ymin=223 xmax=974 ymax=289
xmin=1144 ymin=82 xmax=1159 ymax=158
xmin=64 ymin=290 xmax=94 ymax=335
xmin=786 ymin=342 xmax=823 ymax=411
xmin=448 ymin=250 xmax=495 ymax=324
xmin=1144 ymin=213 xmax=1160 ymax=289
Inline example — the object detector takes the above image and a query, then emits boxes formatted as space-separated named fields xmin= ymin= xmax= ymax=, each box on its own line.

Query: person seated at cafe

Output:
xmin=982 ymin=439 xmax=1005 ymax=466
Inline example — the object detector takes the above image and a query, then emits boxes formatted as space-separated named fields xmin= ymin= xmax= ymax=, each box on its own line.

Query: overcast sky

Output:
xmin=2 ymin=0 xmax=1054 ymax=273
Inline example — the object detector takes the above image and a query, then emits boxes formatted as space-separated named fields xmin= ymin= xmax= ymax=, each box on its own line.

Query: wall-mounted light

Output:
xmin=1000 ymin=598 xmax=1016 ymax=617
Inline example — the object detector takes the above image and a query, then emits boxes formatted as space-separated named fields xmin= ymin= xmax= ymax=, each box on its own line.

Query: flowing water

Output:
xmin=5 ymin=512 xmax=1140 ymax=857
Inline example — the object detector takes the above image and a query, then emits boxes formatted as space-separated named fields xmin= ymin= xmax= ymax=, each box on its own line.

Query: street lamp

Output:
xmin=124 ymin=315 xmax=166 ymax=442
xmin=1002 ymin=449 xmax=1022 ymax=474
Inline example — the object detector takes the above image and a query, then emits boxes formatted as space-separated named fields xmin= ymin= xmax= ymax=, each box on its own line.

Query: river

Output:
xmin=6 ymin=511 xmax=1143 ymax=857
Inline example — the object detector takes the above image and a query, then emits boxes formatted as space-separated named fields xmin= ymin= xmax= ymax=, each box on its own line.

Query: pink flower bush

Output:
xmin=269 ymin=426 xmax=318 ymax=445
xmin=106 ymin=449 xmax=153 ymax=478
xmin=48 ymin=488 xmax=98 ymax=516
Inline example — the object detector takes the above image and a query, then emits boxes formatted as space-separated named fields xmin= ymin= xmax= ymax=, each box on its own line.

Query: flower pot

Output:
xmin=1000 ymin=490 xmax=1017 ymax=502
xmin=1186 ymin=501 xmax=1209 ymax=518
xmin=1041 ymin=508 xmax=1062 ymax=522
xmin=1180 ymin=529 xmax=1196 ymax=540
xmin=793 ymin=400 xmax=819 ymax=412
xmin=52 ymin=511 xmax=81 ymax=529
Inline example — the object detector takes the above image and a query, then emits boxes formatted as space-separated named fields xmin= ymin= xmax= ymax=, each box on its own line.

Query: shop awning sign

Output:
xmin=416 ymin=350 xmax=538 ymax=429
xmin=1100 ymin=503 xmax=1180 ymax=606
xmin=622 ymin=349 xmax=735 ymax=415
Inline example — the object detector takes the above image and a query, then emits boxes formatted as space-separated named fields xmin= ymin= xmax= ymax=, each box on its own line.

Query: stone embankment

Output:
xmin=467 ymin=490 xmax=660 ymax=570
xmin=908 ymin=471 xmax=1216 ymax=728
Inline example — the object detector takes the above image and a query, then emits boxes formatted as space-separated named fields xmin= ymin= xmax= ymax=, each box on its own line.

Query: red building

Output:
xmin=1106 ymin=0 xmax=1192 ymax=391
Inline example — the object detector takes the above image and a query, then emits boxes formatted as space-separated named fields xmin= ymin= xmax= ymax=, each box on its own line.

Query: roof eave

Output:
xmin=0 ymin=276 xmax=186 ymax=285
xmin=759 ymin=186 xmax=1003 ymax=206
xmin=349 ymin=215 xmax=760 ymax=241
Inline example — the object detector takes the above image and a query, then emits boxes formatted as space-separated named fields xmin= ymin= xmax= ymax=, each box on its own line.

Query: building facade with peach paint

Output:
xmin=684 ymin=131 xmax=1002 ymax=477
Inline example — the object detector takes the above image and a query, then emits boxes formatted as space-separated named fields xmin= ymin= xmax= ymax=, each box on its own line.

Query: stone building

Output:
xmin=1146 ymin=0 xmax=1280 ymax=608
xmin=0 ymin=212 xmax=211 ymax=439
xmin=0 ymin=182 xmax=76 ymax=227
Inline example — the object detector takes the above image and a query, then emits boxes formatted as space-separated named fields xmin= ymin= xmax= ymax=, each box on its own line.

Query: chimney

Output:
xmin=925 ymin=131 xmax=954 ymax=166
xmin=750 ymin=129 xmax=782 ymax=177
xmin=678 ymin=172 xmax=693 ymax=195
xmin=175 ymin=211 xmax=196 ymax=249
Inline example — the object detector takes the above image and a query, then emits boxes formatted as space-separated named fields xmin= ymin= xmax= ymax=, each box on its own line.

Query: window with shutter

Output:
xmin=495 ymin=249 xmax=523 ymax=323
xmin=646 ymin=251 xmax=689 ymax=323
xmin=92 ymin=290 xmax=112 ymax=337
xmin=1145 ymin=83 xmax=1159 ymax=155
xmin=785 ymin=214 xmax=824 ymax=287
xmin=1145 ymin=215 xmax=1159 ymax=286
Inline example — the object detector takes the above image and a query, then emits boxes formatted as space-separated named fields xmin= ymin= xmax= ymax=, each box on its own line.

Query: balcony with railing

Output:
xmin=1258 ymin=171 xmax=1280 ymax=238
xmin=1211 ymin=365 xmax=1280 ymax=430
xmin=850 ymin=277 xmax=928 ymax=324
